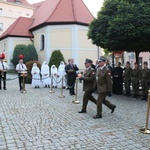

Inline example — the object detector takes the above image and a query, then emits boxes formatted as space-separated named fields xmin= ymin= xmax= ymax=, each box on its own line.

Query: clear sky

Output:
xmin=27 ymin=0 xmax=104 ymax=17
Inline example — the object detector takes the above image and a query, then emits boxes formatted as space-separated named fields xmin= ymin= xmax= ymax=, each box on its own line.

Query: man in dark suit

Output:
xmin=65 ymin=58 xmax=79 ymax=95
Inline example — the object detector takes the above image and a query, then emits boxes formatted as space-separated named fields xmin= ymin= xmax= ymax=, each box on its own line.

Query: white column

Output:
xmin=45 ymin=26 xmax=51 ymax=63
xmin=7 ymin=38 xmax=14 ymax=69
xmin=72 ymin=25 xmax=79 ymax=66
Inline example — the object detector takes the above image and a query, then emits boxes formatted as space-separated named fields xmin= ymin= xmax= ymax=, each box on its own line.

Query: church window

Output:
xmin=40 ymin=35 xmax=45 ymax=50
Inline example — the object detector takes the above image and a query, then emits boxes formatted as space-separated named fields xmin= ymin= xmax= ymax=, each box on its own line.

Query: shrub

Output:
xmin=49 ymin=50 xmax=65 ymax=68
xmin=25 ymin=60 xmax=41 ymax=84
xmin=11 ymin=44 xmax=38 ymax=67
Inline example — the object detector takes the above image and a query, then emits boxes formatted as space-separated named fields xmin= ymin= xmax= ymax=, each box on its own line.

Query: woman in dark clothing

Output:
xmin=113 ymin=62 xmax=123 ymax=94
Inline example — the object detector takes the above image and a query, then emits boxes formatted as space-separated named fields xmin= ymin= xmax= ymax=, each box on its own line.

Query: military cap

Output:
xmin=85 ymin=59 xmax=92 ymax=64
xmin=98 ymin=57 xmax=106 ymax=62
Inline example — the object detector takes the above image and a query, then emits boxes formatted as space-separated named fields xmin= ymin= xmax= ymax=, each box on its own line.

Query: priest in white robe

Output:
xmin=41 ymin=61 xmax=51 ymax=87
xmin=57 ymin=61 xmax=66 ymax=88
xmin=31 ymin=63 xmax=41 ymax=88
xmin=51 ymin=65 xmax=58 ymax=88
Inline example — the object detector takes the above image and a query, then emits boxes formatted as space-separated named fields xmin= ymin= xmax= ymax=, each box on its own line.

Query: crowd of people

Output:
xmin=113 ymin=61 xmax=150 ymax=101
xmin=1 ymin=52 xmax=150 ymax=118
xmin=16 ymin=59 xmax=69 ymax=91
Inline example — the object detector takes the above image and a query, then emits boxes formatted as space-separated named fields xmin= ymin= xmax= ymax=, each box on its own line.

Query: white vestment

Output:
xmin=41 ymin=61 xmax=51 ymax=86
xmin=57 ymin=62 xmax=66 ymax=88
xmin=51 ymin=65 xmax=58 ymax=87
xmin=31 ymin=64 xmax=41 ymax=87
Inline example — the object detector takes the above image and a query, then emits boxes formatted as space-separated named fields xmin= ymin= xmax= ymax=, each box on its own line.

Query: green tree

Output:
xmin=49 ymin=50 xmax=65 ymax=68
xmin=27 ymin=44 xmax=38 ymax=61
xmin=11 ymin=44 xmax=38 ymax=67
xmin=88 ymin=0 xmax=150 ymax=63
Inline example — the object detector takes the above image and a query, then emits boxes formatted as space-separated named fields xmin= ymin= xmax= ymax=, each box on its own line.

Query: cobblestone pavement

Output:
xmin=0 ymin=74 xmax=150 ymax=150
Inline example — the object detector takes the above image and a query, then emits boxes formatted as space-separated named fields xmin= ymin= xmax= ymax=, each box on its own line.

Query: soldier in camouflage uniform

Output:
xmin=124 ymin=61 xmax=133 ymax=96
xmin=132 ymin=62 xmax=141 ymax=98
xmin=93 ymin=57 xmax=116 ymax=119
xmin=141 ymin=61 xmax=150 ymax=101
xmin=78 ymin=59 xmax=97 ymax=113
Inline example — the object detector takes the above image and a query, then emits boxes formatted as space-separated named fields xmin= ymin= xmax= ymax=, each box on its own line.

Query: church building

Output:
xmin=0 ymin=0 xmax=98 ymax=69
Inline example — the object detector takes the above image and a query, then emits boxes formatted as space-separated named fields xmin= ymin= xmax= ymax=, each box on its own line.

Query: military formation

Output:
xmin=78 ymin=57 xmax=150 ymax=119
xmin=123 ymin=61 xmax=150 ymax=101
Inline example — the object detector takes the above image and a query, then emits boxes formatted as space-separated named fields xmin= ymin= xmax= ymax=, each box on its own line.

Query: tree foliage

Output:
xmin=11 ymin=44 xmax=38 ymax=67
xmin=88 ymin=0 xmax=150 ymax=61
xmin=49 ymin=50 xmax=65 ymax=68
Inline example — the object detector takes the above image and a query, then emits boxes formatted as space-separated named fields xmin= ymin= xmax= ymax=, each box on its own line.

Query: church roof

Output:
xmin=31 ymin=1 xmax=44 ymax=11
xmin=0 ymin=17 xmax=34 ymax=40
xmin=0 ymin=0 xmax=94 ymax=40
xmin=30 ymin=0 xmax=94 ymax=30
xmin=6 ymin=0 xmax=31 ymax=7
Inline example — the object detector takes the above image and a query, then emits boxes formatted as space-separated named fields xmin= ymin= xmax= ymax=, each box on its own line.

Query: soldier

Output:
xmin=124 ymin=61 xmax=133 ymax=96
xmin=93 ymin=57 xmax=116 ymax=119
xmin=141 ymin=61 xmax=150 ymax=101
xmin=132 ymin=62 xmax=141 ymax=98
xmin=78 ymin=59 xmax=97 ymax=113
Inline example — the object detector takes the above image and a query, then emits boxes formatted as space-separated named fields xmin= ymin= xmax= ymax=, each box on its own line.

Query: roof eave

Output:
xmin=0 ymin=35 xmax=34 ymax=41
xmin=30 ymin=21 xmax=90 ymax=31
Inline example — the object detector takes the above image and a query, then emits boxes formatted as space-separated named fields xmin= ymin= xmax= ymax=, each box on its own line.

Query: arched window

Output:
xmin=40 ymin=35 xmax=45 ymax=50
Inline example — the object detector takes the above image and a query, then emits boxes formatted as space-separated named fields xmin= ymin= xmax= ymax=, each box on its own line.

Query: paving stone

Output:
xmin=0 ymin=74 xmax=150 ymax=149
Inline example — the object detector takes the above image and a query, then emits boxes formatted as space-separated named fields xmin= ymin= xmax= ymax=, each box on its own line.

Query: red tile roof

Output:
xmin=30 ymin=0 xmax=94 ymax=30
xmin=0 ymin=17 xmax=34 ymax=40
xmin=31 ymin=1 xmax=44 ymax=11
xmin=6 ymin=0 xmax=31 ymax=7
xmin=0 ymin=0 xmax=94 ymax=40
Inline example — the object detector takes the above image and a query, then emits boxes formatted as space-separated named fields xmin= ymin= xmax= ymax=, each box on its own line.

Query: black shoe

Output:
xmin=132 ymin=95 xmax=136 ymax=98
xmin=93 ymin=114 xmax=102 ymax=119
xmin=3 ymin=88 xmax=7 ymax=90
xmin=38 ymin=86 xmax=39 ymax=88
xmin=141 ymin=97 xmax=146 ymax=100
xmin=124 ymin=93 xmax=130 ymax=96
xmin=111 ymin=106 xmax=116 ymax=114
xmin=45 ymin=85 xmax=47 ymax=88
xmin=78 ymin=110 xmax=86 ymax=113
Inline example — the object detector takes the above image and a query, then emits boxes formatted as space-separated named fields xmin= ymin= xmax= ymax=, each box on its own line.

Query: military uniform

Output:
xmin=95 ymin=65 xmax=116 ymax=118
xmin=132 ymin=68 xmax=141 ymax=97
xmin=124 ymin=67 xmax=133 ymax=96
xmin=79 ymin=67 xmax=97 ymax=112
xmin=141 ymin=68 xmax=150 ymax=100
